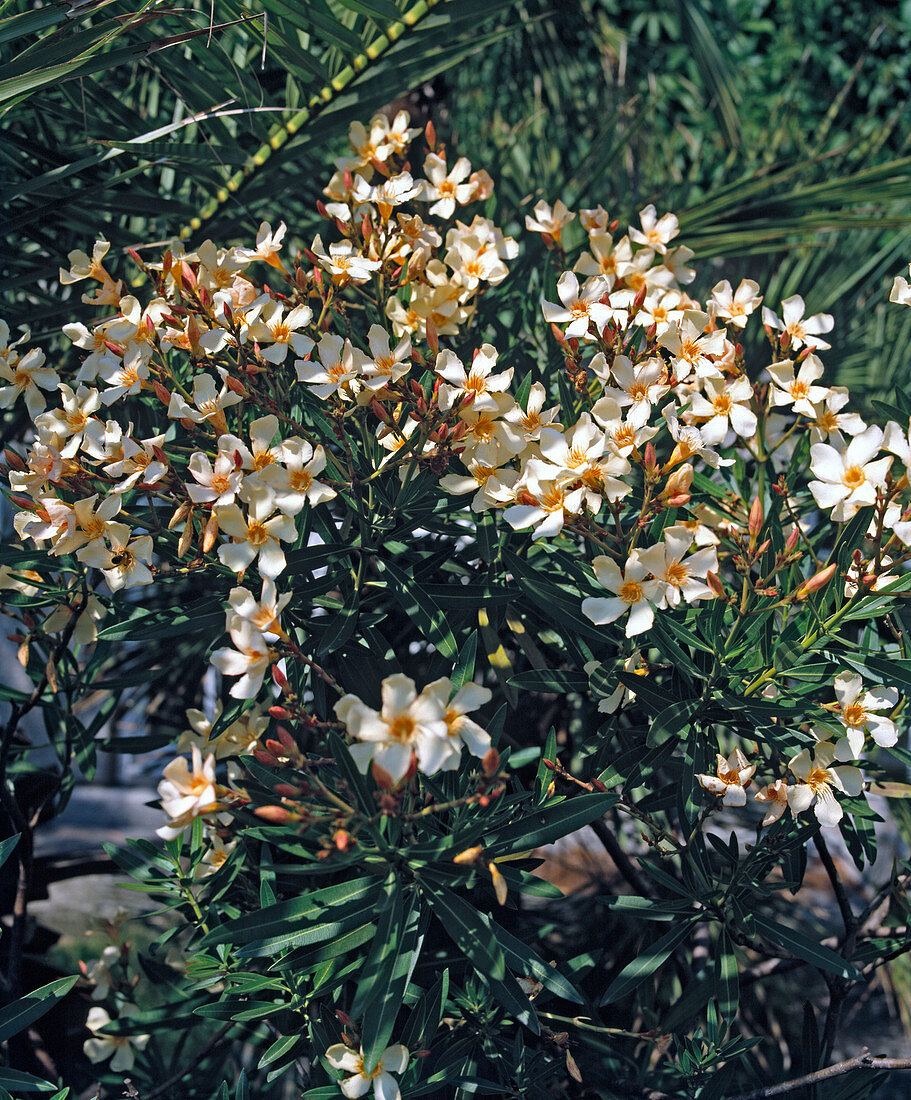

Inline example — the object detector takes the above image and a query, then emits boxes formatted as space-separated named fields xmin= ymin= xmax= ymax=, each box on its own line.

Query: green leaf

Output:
xmin=379 ymin=558 xmax=458 ymax=658
xmin=200 ymin=876 xmax=376 ymax=950
xmin=423 ymin=883 xmax=538 ymax=1033
xmin=485 ymin=916 xmax=584 ymax=1004
xmin=487 ymin=792 xmax=618 ymax=855
xmin=714 ymin=929 xmax=739 ymax=1020
xmin=358 ymin=885 xmax=423 ymax=1074
xmin=508 ymin=669 xmax=588 ymax=693
xmin=0 ymin=834 xmax=19 ymax=870
xmin=450 ymin=630 xmax=478 ymax=691
xmin=0 ymin=976 xmax=78 ymax=1043
xmin=257 ymin=1034 xmax=300 ymax=1070
xmin=752 ymin=913 xmax=862 ymax=979
xmin=316 ymin=585 xmax=360 ymax=655
xmin=0 ymin=1067 xmax=61 ymax=1092
xmin=600 ymin=918 xmax=697 ymax=1006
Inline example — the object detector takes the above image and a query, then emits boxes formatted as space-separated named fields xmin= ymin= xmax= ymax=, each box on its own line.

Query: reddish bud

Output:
xmin=334 ymin=829 xmax=352 ymax=852
xmin=3 ymin=449 xmax=25 ymax=470
xmin=253 ymin=747 xmax=278 ymax=767
xmin=481 ymin=747 xmax=500 ymax=777
xmin=153 ymin=381 xmax=171 ymax=406
xmin=425 ymin=119 xmax=436 ymax=150
xmin=224 ymin=374 xmax=247 ymax=397
xmin=643 ymin=442 xmax=657 ymax=473
xmin=796 ymin=562 xmax=837 ymax=600
xmin=371 ymin=762 xmax=395 ymax=790
xmin=706 ymin=571 xmax=725 ymax=598
xmin=254 ymin=805 xmax=296 ymax=823
xmin=748 ymin=496 xmax=764 ymax=537
xmin=273 ymin=783 xmax=299 ymax=797
xmin=268 ymin=705 xmax=291 ymax=720
xmin=425 ymin=316 xmax=439 ymax=355
xmin=277 ymin=727 xmax=297 ymax=751
xmin=785 ymin=526 xmax=800 ymax=553
xmin=271 ymin=664 xmax=287 ymax=688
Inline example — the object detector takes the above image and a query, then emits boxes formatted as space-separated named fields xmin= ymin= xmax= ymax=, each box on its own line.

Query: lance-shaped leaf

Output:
xmin=486 ymin=791 xmax=618 ymax=856
xmin=752 ymin=913 xmax=862 ymax=980
xmin=424 ymin=883 xmax=539 ymax=1033
xmin=600 ymin=916 xmax=698 ymax=1006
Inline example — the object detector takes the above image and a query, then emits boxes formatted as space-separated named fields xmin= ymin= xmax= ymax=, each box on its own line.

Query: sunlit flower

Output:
xmin=156 ymin=746 xmax=226 ymax=840
xmin=710 ymin=279 xmax=762 ymax=329
xmin=335 ymin=674 xmax=449 ymax=781
xmin=831 ymin=671 xmax=898 ymax=759
xmin=763 ymin=295 xmax=834 ymax=350
xmin=582 ymin=552 xmax=660 ymax=637
xmin=754 ymin=779 xmax=789 ymax=826
xmin=787 ymin=741 xmax=863 ymax=827
xmin=697 ymin=748 xmax=756 ymax=806
xmin=628 ymin=204 xmax=679 ymax=254
xmin=808 ymin=426 xmax=891 ymax=521
xmin=525 ymin=199 xmax=575 ymax=243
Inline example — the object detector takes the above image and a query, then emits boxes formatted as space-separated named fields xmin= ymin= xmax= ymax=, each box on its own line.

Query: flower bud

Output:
xmin=748 ymin=496 xmax=764 ymax=538
xmin=706 ymin=571 xmax=725 ymax=598
xmin=371 ymin=761 xmax=395 ymax=790
xmin=488 ymin=862 xmax=508 ymax=906
xmin=785 ymin=526 xmax=800 ymax=553
xmin=795 ymin=562 xmax=837 ymax=600
xmin=153 ymin=381 xmax=171 ymax=406
xmin=201 ymin=511 xmax=219 ymax=554
xmin=453 ymin=845 xmax=483 ymax=865
xmin=425 ymin=316 xmax=439 ymax=355
xmin=268 ymin=705 xmax=291 ymax=720
xmin=481 ymin=746 xmax=500 ymax=776
xmin=254 ymin=805 xmax=297 ymax=823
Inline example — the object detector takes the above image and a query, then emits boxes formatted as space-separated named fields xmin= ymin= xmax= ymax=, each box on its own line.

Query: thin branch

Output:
xmin=729 ymin=1049 xmax=911 ymax=1099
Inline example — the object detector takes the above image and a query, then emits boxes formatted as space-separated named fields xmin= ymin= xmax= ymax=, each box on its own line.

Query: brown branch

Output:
xmin=729 ymin=1049 xmax=911 ymax=1099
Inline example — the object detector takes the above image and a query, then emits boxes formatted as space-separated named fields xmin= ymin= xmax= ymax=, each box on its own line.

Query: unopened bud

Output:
xmin=454 ymin=845 xmax=483 ymax=865
xmin=785 ymin=526 xmax=800 ymax=553
xmin=268 ymin=705 xmax=291 ymax=720
xmin=488 ymin=862 xmax=508 ymax=905
xmin=748 ymin=496 xmax=764 ymax=537
xmin=254 ymin=805 xmax=297 ymax=823
xmin=253 ymin=747 xmax=278 ymax=767
xmin=481 ymin=747 xmax=500 ymax=776
xmin=425 ymin=119 xmax=436 ymax=151
xmin=177 ymin=517 xmax=194 ymax=558
xmin=168 ymin=502 xmax=189 ymax=530
xmin=201 ymin=511 xmax=219 ymax=554
xmin=706 ymin=571 xmax=725 ymax=598
xmin=632 ymin=281 xmax=648 ymax=313
xmin=371 ymin=761 xmax=394 ymax=790
xmin=334 ymin=829 xmax=351 ymax=852
xmin=224 ymin=374 xmax=247 ymax=397
xmin=153 ymin=381 xmax=171 ymax=406
xmin=274 ymin=783 xmax=299 ymax=797
xmin=665 ymin=492 xmax=690 ymax=508
xmin=796 ymin=562 xmax=837 ymax=600
xmin=3 ymin=449 xmax=25 ymax=470
xmin=425 ymin=316 xmax=439 ymax=355
xmin=271 ymin=664 xmax=287 ymax=688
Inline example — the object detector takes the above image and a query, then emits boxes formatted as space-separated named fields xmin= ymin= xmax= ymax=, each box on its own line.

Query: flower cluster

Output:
xmin=2 ymin=109 xmax=909 ymax=849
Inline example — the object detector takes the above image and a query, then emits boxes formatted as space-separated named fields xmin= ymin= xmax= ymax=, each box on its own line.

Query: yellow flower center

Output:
xmin=843 ymin=465 xmax=866 ymax=490
xmin=246 ymin=521 xmax=269 ymax=546
xmin=619 ymin=579 xmax=643 ymax=604
xmin=842 ymin=702 xmax=867 ymax=728
xmin=389 ymin=715 xmax=415 ymax=742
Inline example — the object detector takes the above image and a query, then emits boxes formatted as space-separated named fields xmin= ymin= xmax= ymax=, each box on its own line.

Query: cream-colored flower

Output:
xmin=628 ymin=204 xmax=679 ymax=254
xmin=325 ymin=1042 xmax=409 ymax=1100
xmin=83 ymin=1004 xmax=149 ymax=1072
xmin=335 ymin=674 xmax=449 ymax=781
xmin=762 ymin=295 xmax=834 ymax=350
xmin=831 ymin=671 xmax=898 ymax=759
xmin=787 ymin=741 xmax=863 ymax=827
xmin=156 ymin=746 xmax=226 ymax=839
xmin=808 ymin=425 xmax=891 ymax=521
xmin=754 ymin=779 xmax=789 ymax=826
xmin=697 ymin=748 xmax=756 ymax=806
xmin=582 ymin=552 xmax=660 ymax=638
xmin=524 ymin=199 xmax=575 ymax=243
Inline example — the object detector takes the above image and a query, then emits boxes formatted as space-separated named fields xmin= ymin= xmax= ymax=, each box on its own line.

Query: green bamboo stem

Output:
xmin=178 ymin=0 xmax=441 ymax=241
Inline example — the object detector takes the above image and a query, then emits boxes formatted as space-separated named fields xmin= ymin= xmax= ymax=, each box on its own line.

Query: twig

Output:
xmin=728 ymin=1049 xmax=911 ymax=1099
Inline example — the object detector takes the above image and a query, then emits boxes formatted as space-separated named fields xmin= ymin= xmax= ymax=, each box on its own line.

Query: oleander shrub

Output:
xmin=4 ymin=111 xmax=911 ymax=1098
